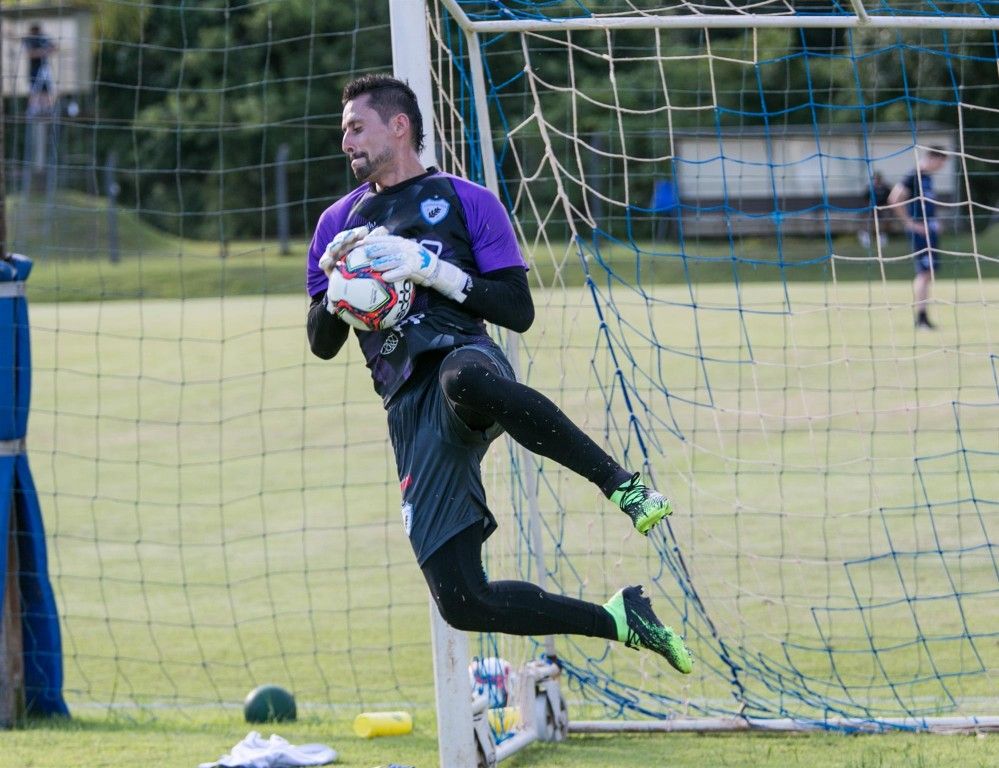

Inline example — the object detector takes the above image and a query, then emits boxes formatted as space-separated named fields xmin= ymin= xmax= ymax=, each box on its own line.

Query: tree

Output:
xmin=88 ymin=0 xmax=391 ymax=240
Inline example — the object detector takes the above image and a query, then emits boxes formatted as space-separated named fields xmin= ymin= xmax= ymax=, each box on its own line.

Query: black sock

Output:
xmin=600 ymin=468 xmax=637 ymax=498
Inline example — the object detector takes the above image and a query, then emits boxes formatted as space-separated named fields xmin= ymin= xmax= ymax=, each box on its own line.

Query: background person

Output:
xmin=22 ymin=23 xmax=58 ymax=115
xmin=888 ymin=147 xmax=948 ymax=330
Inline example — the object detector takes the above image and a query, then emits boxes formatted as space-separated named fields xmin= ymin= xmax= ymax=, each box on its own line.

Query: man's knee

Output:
xmin=439 ymin=349 xmax=499 ymax=406
xmin=432 ymin=587 xmax=491 ymax=632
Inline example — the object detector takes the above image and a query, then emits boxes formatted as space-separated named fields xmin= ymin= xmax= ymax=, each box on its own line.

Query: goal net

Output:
xmin=426 ymin=0 xmax=999 ymax=729
xmin=4 ymin=0 xmax=997 ymax=735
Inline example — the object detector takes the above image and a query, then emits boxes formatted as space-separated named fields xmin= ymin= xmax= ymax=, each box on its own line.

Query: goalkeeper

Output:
xmin=306 ymin=74 xmax=691 ymax=675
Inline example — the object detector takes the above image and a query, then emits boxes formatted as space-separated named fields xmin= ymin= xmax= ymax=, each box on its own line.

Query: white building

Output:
xmin=670 ymin=123 xmax=957 ymax=236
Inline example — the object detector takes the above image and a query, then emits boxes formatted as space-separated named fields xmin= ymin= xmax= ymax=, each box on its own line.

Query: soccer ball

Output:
xmin=243 ymin=684 xmax=297 ymax=723
xmin=468 ymin=656 xmax=513 ymax=708
xmin=327 ymin=241 xmax=414 ymax=331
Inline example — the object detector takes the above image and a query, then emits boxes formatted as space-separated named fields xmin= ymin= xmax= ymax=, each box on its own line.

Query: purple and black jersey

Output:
xmin=307 ymin=168 xmax=526 ymax=404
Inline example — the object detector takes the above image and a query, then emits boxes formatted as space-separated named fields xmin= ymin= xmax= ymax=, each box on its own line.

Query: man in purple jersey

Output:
xmin=306 ymin=74 xmax=691 ymax=674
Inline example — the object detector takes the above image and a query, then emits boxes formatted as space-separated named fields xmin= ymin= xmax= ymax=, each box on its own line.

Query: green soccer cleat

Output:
xmin=603 ymin=585 xmax=693 ymax=674
xmin=611 ymin=472 xmax=672 ymax=535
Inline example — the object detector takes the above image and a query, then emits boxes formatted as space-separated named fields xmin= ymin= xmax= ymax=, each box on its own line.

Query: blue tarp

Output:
xmin=0 ymin=254 xmax=68 ymax=717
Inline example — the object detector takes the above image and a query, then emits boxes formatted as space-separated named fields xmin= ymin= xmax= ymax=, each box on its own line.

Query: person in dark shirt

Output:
xmin=859 ymin=171 xmax=892 ymax=250
xmin=22 ymin=23 xmax=57 ymax=115
xmin=888 ymin=147 xmax=948 ymax=330
xmin=306 ymin=74 xmax=692 ymax=674
xmin=872 ymin=171 xmax=891 ymax=210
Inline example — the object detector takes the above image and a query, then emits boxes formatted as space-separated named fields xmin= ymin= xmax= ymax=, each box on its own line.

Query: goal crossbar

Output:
xmin=440 ymin=0 xmax=999 ymax=31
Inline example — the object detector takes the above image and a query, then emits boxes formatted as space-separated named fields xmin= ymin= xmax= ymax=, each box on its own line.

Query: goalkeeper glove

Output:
xmin=366 ymin=234 xmax=470 ymax=303
xmin=318 ymin=224 xmax=388 ymax=276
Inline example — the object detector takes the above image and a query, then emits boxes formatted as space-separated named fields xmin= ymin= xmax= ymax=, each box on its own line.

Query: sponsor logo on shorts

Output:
xmin=401 ymin=502 xmax=413 ymax=536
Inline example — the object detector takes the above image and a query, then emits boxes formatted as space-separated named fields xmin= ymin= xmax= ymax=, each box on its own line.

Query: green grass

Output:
xmin=9 ymin=192 xmax=999 ymax=303
xmin=8 ymin=193 xmax=999 ymax=764
xmin=7 ymin=191 xmax=309 ymax=300
xmin=3 ymin=714 xmax=997 ymax=768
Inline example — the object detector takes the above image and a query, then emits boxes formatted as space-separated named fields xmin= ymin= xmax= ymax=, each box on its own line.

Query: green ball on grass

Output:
xmin=243 ymin=684 xmax=297 ymax=723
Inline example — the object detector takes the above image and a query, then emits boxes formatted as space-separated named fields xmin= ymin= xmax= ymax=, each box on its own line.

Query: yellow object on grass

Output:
xmin=353 ymin=711 xmax=413 ymax=738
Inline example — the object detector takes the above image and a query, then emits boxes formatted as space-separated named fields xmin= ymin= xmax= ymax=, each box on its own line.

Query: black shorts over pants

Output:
xmin=387 ymin=341 xmax=515 ymax=565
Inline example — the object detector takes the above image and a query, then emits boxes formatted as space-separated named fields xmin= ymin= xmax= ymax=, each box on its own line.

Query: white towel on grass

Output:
xmin=199 ymin=731 xmax=337 ymax=768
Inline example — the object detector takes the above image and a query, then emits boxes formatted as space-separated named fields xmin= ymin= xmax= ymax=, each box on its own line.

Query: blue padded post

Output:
xmin=0 ymin=255 xmax=68 ymax=717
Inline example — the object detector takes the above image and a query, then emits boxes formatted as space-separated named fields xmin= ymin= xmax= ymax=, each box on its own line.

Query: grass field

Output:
xmin=8 ymin=266 xmax=997 ymax=766
xmin=3 ymin=712 xmax=997 ymax=768
xmin=6 ymin=191 xmax=999 ymax=764
xmin=8 ymin=191 xmax=999 ymax=303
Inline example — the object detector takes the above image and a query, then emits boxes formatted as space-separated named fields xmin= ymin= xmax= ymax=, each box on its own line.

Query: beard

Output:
xmin=352 ymin=146 xmax=393 ymax=181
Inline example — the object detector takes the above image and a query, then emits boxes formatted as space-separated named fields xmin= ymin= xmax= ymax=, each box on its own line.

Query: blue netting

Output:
xmin=432 ymin=7 xmax=999 ymax=727
xmin=453 ymin=0 xmax=999 ymax=22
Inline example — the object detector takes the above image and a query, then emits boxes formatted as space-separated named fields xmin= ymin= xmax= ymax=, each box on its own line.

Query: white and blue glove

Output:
xmin=318 ymin=224 xmax=388 ymax=276
xmin=365 ymin=234 xmax=470 ymax=303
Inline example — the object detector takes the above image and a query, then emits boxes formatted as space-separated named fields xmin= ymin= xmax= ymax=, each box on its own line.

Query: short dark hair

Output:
xmin=342 ymin=74 xmax=425 ymax=154
xmin=927 ymin=146 xmax=947 ymax=160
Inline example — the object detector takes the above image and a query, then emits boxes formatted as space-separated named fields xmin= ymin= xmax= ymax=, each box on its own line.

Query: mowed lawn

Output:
xmin=11 ymin=275 xmax=999 ymax=767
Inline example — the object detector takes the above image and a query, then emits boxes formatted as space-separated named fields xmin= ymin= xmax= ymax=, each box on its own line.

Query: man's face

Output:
xmin=341 ymin=95 xmax=396 ymax=182
xmin=924 ymin=154 xmax=947 ymax=174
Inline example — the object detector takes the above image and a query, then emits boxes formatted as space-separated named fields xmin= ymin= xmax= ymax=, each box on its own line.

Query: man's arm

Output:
xmin=24 ymin=38 xmax=57 ymax=59
xmin=307 ymin=292 xmax=351 ymax=359
xmin=887 ymin=178 xmax=927 ymax=238
xmin=305 ymin=195 xmax=372 ymax=358
xmin=461 ymin=266 xmax=534 ymax=334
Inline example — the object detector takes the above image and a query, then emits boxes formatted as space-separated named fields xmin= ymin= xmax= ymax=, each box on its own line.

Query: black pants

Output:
xmin=417 ymin=345 xmax=629 ymax=638
xmin=421 ymin=520 xmax=617 ymax=639
xmin=437 ymin=346 xmax=631 ymax=497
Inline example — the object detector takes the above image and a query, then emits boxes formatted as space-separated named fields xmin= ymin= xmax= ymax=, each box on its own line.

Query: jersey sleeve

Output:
xmin=452 ymin=179 xmax=527 ymax=274
xmin=305 ymin=185 xmax=369 ymax=296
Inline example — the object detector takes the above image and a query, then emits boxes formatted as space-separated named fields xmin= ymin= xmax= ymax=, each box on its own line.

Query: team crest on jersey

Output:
xmin=420 ymin=197 xmax=449 ymax=225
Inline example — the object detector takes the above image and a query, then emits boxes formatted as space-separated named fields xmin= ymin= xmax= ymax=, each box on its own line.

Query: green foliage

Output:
xmin=848 ymin=27 xmax=999 ymax=229
xmin=468 ymin=23 xmax=998 ymax=244
xmin=23 ymin=5 xmax=997 ymax=244
xmin=84 ymin=0 xmax=392 ymax=239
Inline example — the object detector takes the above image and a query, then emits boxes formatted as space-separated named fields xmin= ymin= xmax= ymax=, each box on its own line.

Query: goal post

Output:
xmin=392 ymin=3 xmax=565 ymax=764
xmin=388 ymin=2 xmax=481 ymax=765
xmin=0 ymin=253 xmax=68 ymax=728
xmin=0 ymin=520 xmax=24 ymax=728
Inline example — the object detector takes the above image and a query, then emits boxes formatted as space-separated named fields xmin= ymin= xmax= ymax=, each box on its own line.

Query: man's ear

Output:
xmin=390 ymin=113 xmax=410 ymax=141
